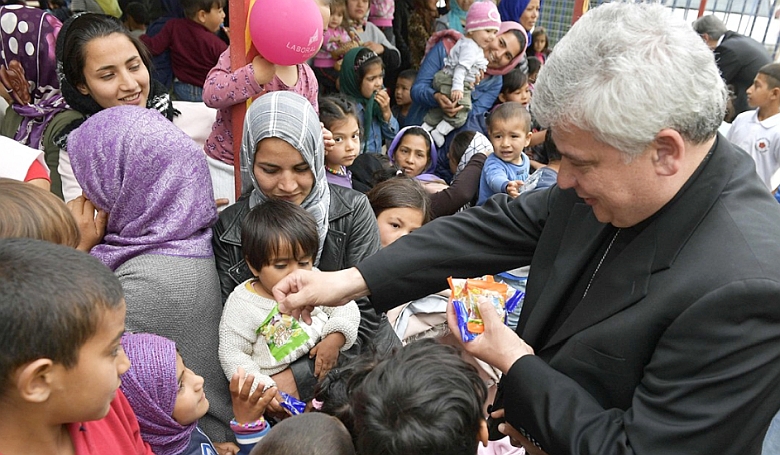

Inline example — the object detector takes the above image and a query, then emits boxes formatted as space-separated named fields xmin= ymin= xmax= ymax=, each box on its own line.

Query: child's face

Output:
xmin=488 ymin=117 xmax=532 ymax=165
xmin=533 ymin=35 xmax=546 ymax=53
xmin=328 ymin=9 xmax=344 ymax=29
xmin=360 ymin=63 xmax=384 ymax=99
xmin=747 ymin=73 xmax=776 ymax=109
xmin=172 ymin=353 xmax=210 ymax=425
xmin=469 ymin=29 xmax=497 ymax=49
xmin=395 ymin=77 xmax=413 ymax=106
xmin=346 ymin=0 xmax=369 ymax=22
xmin=53 ymin=304 xmax=130 ymax=422
xmin=377 ymin=207 xmax=425 ymax=248
xmin=253 ymin=243 xmax=314 ymax=297
xmin=326 ymin=117 xmax=360 ymax=168
xmin=199 ymin=4 xmax=225 ymax=33
xmin=393 ymin=133 xmax=430 ymax=177
xmin=500 ymin=83 xmax=531 ymax=106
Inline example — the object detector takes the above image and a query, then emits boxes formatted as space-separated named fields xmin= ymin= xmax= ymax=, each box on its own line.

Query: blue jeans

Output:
xmin=763 ymin=409 xmax=780 ymax=454
xmin=174 ymin=80 xmax=203 ymax=102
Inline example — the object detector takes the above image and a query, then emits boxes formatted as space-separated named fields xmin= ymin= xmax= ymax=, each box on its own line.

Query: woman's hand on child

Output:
xmin=434 ymin=92 xmax=464 ymax=117
xmin=310 ymin=332 xmax=346 ymax=379
xmin=321 ymin=123 xmax=336 ymax=154
xmin=213 ymin=442 xmax=240 ymax=455
xmin=230 ymin=366 xmax=278 ymax=424
xmin=375 ymin=89 xmax=392 ymax=122
xmin=67 ymin=193 xmax=108 ymax=252
xmin=506 ymin=180 xmax=524 ymax=198
xmin=450 ymin=89 xmax=464 ymax=103
xmin=363 ymin=41 xmax=384 ymax=55
xmin=252 ymin=54 xmax=276 ymax=86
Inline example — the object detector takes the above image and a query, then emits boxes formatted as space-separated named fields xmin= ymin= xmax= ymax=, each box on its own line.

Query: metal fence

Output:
xmin=538 ymin=0 xmax=780 ymax=58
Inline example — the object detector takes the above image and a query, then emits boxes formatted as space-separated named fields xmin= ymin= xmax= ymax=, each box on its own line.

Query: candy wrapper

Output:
xmin=278 ymin=391 xmax=306 ymax=415
xmin=449 ymin=276 xmax=522 ymax=343
xmin=257 ymin=305 xmax=310 ymax=362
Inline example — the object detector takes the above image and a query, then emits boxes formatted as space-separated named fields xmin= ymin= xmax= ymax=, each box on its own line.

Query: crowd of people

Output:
xmin=1 ymin=0 xmax=780 ymax=454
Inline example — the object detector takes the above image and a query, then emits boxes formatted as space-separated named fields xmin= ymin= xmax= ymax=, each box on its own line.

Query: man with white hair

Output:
xmin=274 ymin=3 xmax=780 ymax=454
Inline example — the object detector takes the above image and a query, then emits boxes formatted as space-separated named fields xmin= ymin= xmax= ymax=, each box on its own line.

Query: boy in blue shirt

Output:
xmin=478 ymin=102 xmax=532 ymax=205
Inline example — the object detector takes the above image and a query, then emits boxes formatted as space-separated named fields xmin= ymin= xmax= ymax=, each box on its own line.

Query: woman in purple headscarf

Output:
xmin=67 ymin=105 xmax=233 ymax=442
xmin=0 ymin=5 xmax=80 ymax=198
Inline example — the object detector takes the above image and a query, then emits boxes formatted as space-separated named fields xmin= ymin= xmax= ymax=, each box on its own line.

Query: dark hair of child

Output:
xmin=240 ymin=199 xmax=319 ymax=271
xmin=0 ymin=178 xmax=80 ymax=248
xmin=181 ymin=0 xmax=225 ymax=20
xmin=449 ymin=130 xmax=477 ymax=166
xmin=758 ymin=62 xmax=780 ymax=89
xmin=397 ymin=68 xmax=417 ymax=82
xmin=500 ymin=68 xmax=528 ymax=97
xmin=531 ymin=26 xmax=549 ymax=55
xmin=366 ymin=177 xmax=433 ymax=224
xmin=527 ymin=56 xmax=542 ymax=80
xmin=122 ymin=2 xmax=149 ymax=25
xmin=319 ymin=94 xmax=361 ymax=134
xmin=350 ymin=339 xmax=487 ymax=455
xmin=487 ymin=101 xmax=532 ymax=134
xmin=248 ymin=413 xmax=356 ymax=455
xmin=0 ymin=238 xmax=124 ymax=395
xmin=60 ymin=14 xmax=152 ymax=93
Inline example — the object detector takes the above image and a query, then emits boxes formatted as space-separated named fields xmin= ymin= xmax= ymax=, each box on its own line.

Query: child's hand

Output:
xmin=375 ymin=89 xmax=392 ymax=122
xmin=67 ymin=193 xmax=108 ymax=252
xmin=230 ymin=367 xmax=278 ymax=424
xmin=321 ymin=123 xmax=336 ymax=155
xmin=213 ymin=442 xmax=240 ymax=455
xmin=252 ymin=54 xmax=276 ymax=86
xmin=310 ymin=332 xmax=345 ymax=379
xmin=450 ymin=89 xmax=463 ymax=103
xmin=506 ymin=180 xmax=524 ymax=198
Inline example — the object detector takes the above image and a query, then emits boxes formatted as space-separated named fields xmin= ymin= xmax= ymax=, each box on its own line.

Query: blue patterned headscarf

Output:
xmin=68 ymin=106 xmax=217 ymax=271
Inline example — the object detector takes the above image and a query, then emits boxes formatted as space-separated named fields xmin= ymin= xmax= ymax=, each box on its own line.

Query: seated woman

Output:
xmin=66 ymin=106 xmax=232 ymax=441
xmin=213 ymin=91 xmax=397 ymax=401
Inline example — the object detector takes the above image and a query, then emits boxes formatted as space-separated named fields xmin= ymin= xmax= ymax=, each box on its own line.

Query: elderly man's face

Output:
xmin=553 ymin=126 xmax=662 ymax=228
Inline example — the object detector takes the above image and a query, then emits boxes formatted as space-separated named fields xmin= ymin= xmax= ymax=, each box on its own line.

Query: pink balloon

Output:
xmin=249 ymin=0 xmax=323 ymax=66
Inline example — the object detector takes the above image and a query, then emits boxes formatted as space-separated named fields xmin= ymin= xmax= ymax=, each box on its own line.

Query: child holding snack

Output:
xmin=422 ymin=1 xmax=501 ymax=146
xmin=0 ymin=239 xmax=151 ymax=455
xmin=219 ymin=199 xmax=360 ymax=396
xmin=477 ymin=102 xmax=531 ymax=205
xmin=320 ymin=95 xmax=361 ymax=188
xmin=121 ymin=332 xmax=278 ymax=455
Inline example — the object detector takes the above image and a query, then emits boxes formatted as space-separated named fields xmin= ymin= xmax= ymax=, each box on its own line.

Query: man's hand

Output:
xmin=446 ymin=297 xmax=533 ymax=374
xmin=491 ymin=409 xmax=549 ymax=455
xmin=273 ymin=268 xmax=369 ymax=324
xmin=434 ymin=92 xmax=464 ymax=117
xmin=67 ymin=194 xmax=107 ymax=252
xmin=450 ymin=89 xmax=464 ymax=103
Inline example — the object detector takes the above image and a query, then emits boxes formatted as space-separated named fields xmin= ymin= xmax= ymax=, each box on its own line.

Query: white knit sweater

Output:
xmin=219 ymin=279 xmax=360 ymax=389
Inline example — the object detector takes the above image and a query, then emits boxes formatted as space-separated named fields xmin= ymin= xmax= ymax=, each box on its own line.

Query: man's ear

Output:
xmin=478 ymin=419 xmax=489 ymax=447
xmin=651 ymin=129 xmax=685 ymax=177
xmin=16 ymin=359 xmax=56 ymax=403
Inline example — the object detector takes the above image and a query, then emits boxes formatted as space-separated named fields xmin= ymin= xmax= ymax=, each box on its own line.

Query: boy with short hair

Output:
xmin=140 ymin=0 xmax=227 ymax=101
xmin=0 ymin=238 xmax=152 ymax=455
xmin=393 ymin=69 xmax=417 ymax=128
xmin=477 ymin=102 xmax=532 ymax=205
xmin=727 ymin=62 xmax=780 ymax=192
xmin=350 ymin=339 xmax=488 ymax=455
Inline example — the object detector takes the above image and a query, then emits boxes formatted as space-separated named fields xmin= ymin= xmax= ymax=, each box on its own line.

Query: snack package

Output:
xmin=449 ymin=276 xmax=522 ymax=342
xmin=257 ymin=305 xmax=310 ymax=362
xmin=278 ymin=391 xmax=306 ymax=415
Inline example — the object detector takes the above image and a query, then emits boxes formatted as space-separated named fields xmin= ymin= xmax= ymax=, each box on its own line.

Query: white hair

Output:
xmin=532 ymin=2 xmax=727 ymax=155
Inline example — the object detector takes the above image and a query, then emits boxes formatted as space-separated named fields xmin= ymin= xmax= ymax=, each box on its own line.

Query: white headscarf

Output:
xmin=241 ymin=91 xmax=330 ymax=264
xmin=457 ymin=131 xmax=493 ymax=175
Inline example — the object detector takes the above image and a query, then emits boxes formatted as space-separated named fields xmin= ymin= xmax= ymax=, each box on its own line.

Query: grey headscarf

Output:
xmin=241 ymin=91 xmax=330 ymax=264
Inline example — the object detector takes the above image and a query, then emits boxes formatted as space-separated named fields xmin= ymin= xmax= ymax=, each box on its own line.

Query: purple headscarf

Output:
xmin=120 ymin=333 xmax=197 ymax=455
xmin=0 ymin=5 xmax=68 ymax=149
xmin=387 ymin=126 xmax=439 ymax=181
xmin=68 ymin=105 xmax=217 ymax=271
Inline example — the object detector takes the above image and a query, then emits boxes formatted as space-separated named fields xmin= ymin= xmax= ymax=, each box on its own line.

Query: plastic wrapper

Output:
xmin=278 ymin=391 xmax=306 ymax=415
xmin=449 ymin=276 xmax=521 ymax=343
xmin=257 ymin=304 xmax=310 ymax=362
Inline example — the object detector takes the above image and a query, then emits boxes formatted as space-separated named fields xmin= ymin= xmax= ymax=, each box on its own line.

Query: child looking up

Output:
xmin=477 ymin=102 xmax=531 ymax=205
xmin=219 ymin=199 xmax=360 ymax=395
xmin=392 ymin=69 xmax=417 ymax=128
xmin=121 ymin=332 xmax=278 ymax=455
xmin=727 ymin=62 xmax=780 ymax=192
xmin=320 ymin=95 xmax=361 ymax=188
xmin=140 ymin=0 xmax=227 ymax=102
xmin=313 ymin=0 xmax=360 ymax=95
xmin=0 ymin=239 xmax=151 ymax=455
xmin=422 ymin=1 xmax=501 ymax=147
xmin=339 ymin=46 xmax=398 ymax=154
